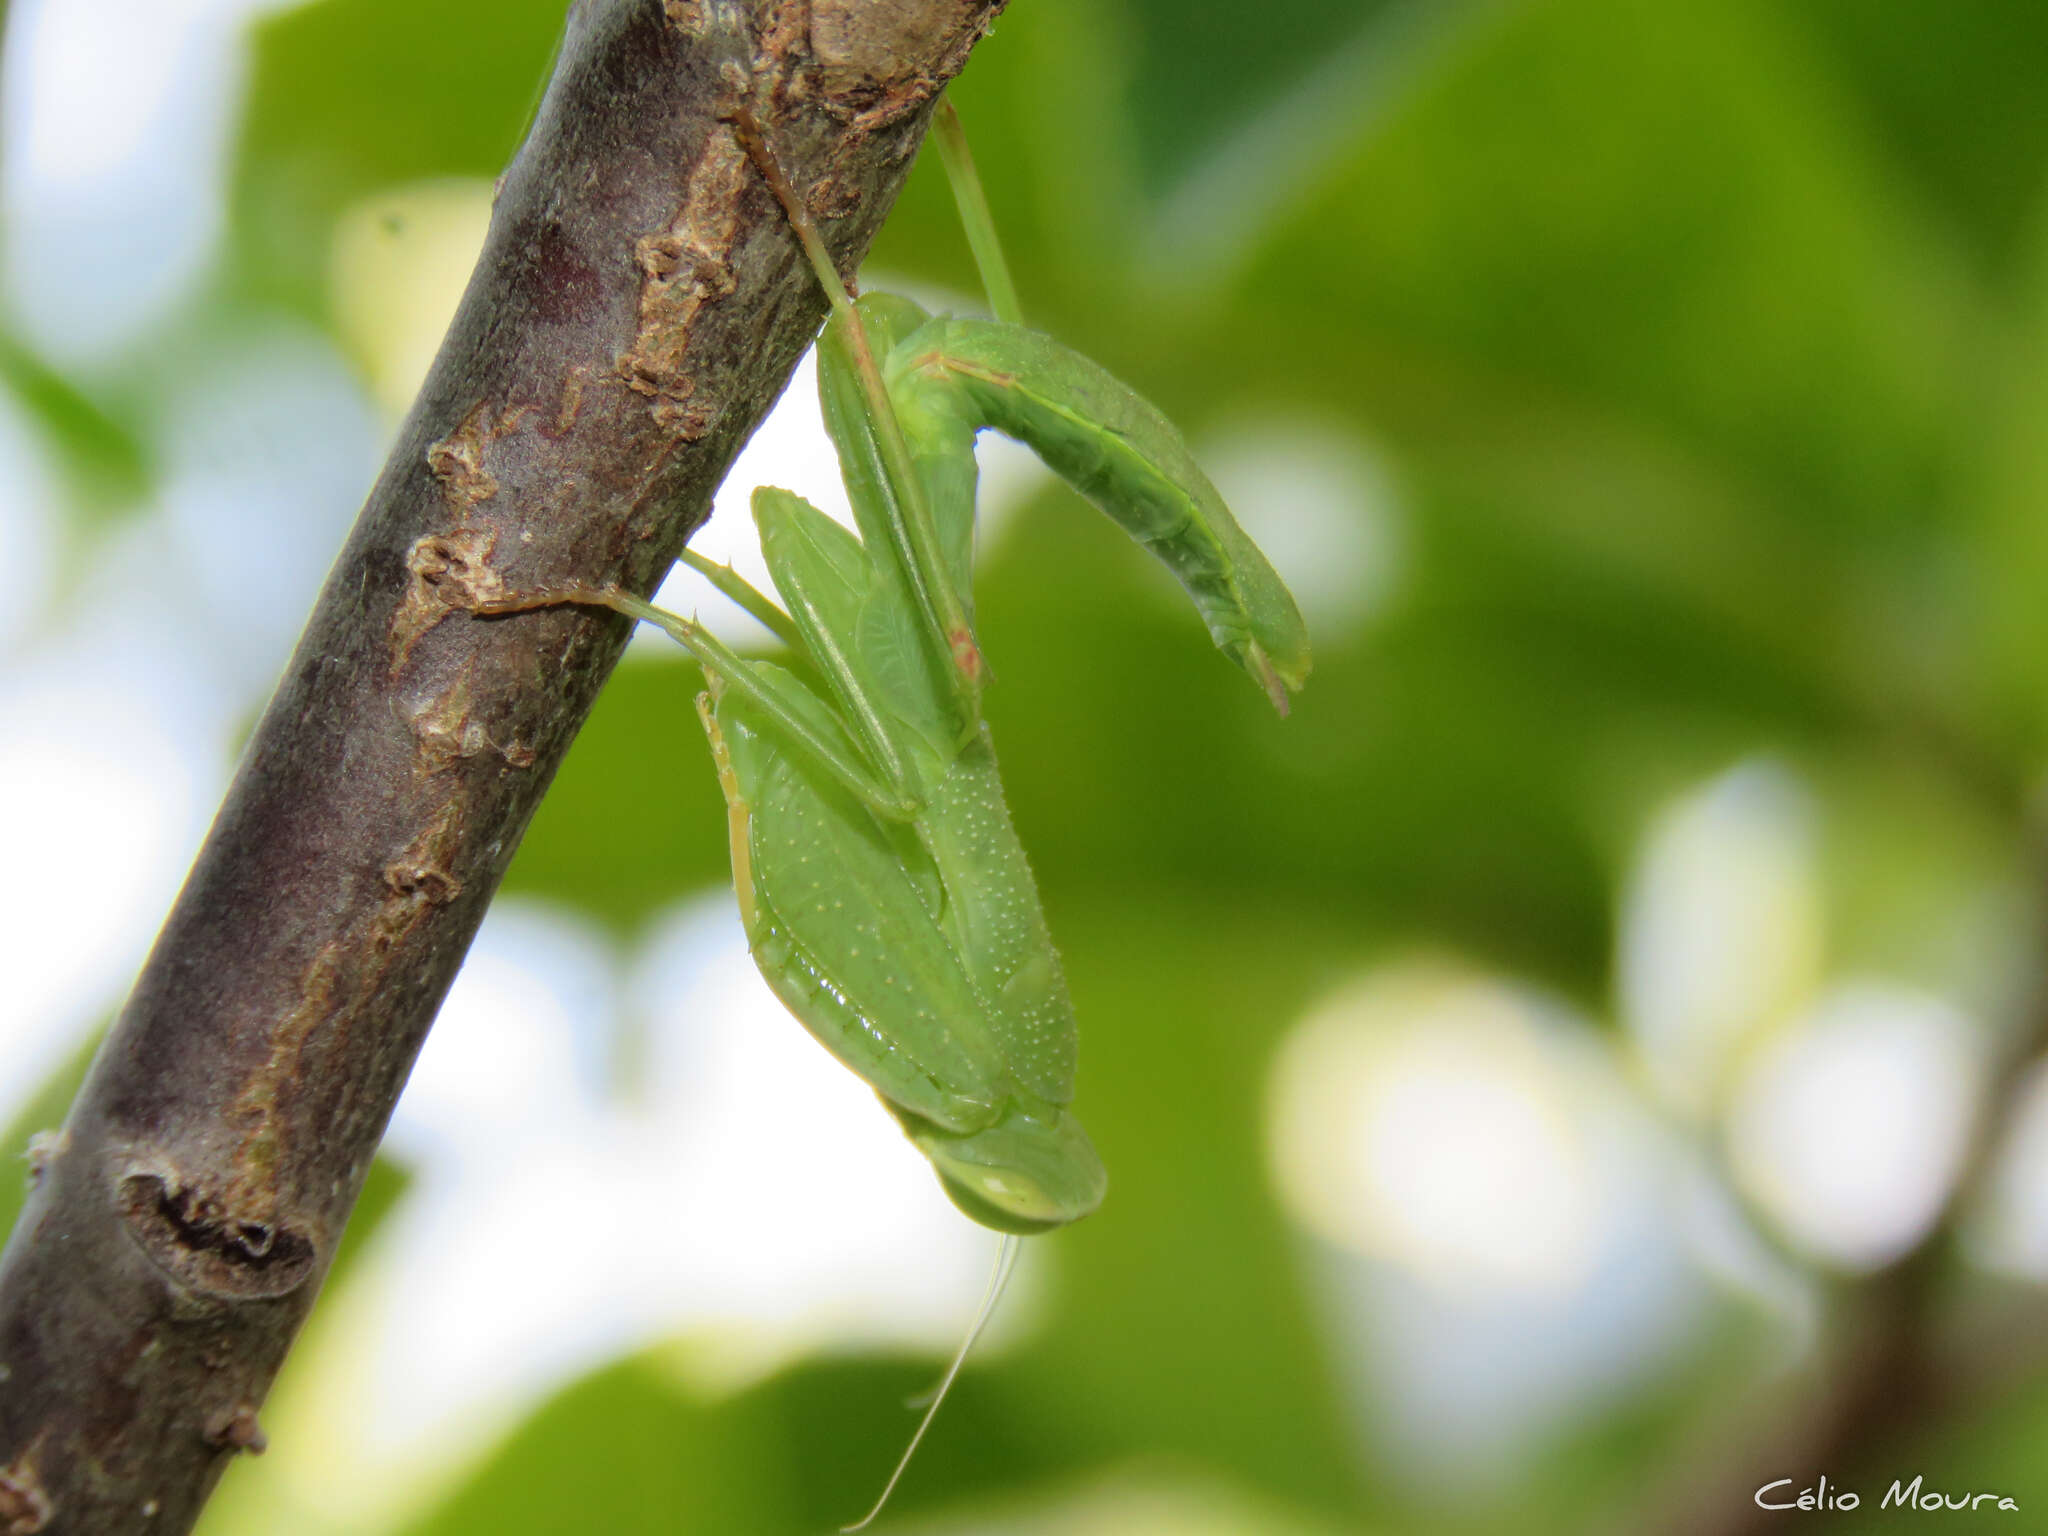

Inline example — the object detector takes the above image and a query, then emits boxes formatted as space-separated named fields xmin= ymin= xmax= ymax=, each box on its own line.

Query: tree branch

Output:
xmin=0 ymin=2 xmax=1003 ymax=1530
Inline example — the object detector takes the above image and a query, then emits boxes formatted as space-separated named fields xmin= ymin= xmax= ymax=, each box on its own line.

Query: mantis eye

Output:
xmin=931 ymin=1168 xmax=1071 ymax=1236
xmin=902 ymin=1099 xmax=1108 ymax=1235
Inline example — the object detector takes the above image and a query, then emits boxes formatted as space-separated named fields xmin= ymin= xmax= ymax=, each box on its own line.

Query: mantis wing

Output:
xmin=703 ymin=664 xmax=1100 ymax=1229
xmin=752 ymin=486 xmax=1079 ymax=1107
xmin=753 ymin=485 xmax=954 ymax=790
xmin=815 ymin=293 xmax=977 ymax=611
xmin=701 ymin=661 xmax=1004 ymax=1136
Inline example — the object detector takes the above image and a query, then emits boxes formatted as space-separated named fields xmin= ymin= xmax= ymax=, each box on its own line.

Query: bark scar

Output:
xmin=425 ymin=401 xmax=500 ymax=514
xmin=619 ymin=128 xmax=749 ymax=439
xmin=115 ymin=1161 xmax=317 ymax=1302
xmin=381 ymin=803 xmax=468 ymax=918
xmin=170 ymin=799 xmax=465 ymax=1282
xmin=407 ymin=662 xmax=538 ymax=775
xmin=0 ymin=1448 xmax=50 ymax=1536
xmin=389 ymin=527 xmax=504 ymax=678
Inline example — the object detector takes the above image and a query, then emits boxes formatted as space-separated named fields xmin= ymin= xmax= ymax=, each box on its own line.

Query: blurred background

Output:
xmin=7 ymin=0 xmax=2048 ymax=1530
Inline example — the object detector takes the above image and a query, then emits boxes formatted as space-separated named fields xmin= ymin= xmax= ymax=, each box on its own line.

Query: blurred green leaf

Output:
xmin=1957 ymin=211 xmax=2048 ymax=762
xmin=1785 ymin=0 xmax=2048 ymax=288
xmin=1118 ymin=0 xmax=1389 ymax=191
xmin=230 ymin=0 xmax=568 ymax=316
xmin=106 ymin=0 xmax=2048 ymax=1528
xmin=0 ymin=327 xmax=152 ymax=514
xmin=395 ymin=1352 xmax=798 ymax=1536
xmin=501 ymin=655 xmax=731 ymax=928
xmin=1232 ymin=0 xmax=1975 ymax=535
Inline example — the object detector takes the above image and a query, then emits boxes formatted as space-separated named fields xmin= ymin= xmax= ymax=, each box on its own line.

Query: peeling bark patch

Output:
xmin=117 ymin=1171 xmax=315 ymax=1301
xmin=384 ymin=803 xmax=467 ymax=913
xmin=409 ymin=665 xmax=538 ymax=775
xmin=662 ymin=0 xmax=706 ymax=33
xmin=203 ymin=1405 xmax=268 ymax=1456
xmin=619 ymin=128 xmax=748 ymax=439
xmin=425 ymin=401 xmax=500 ymax=512
xmin=812 ymin=0 xmax=930 ymax=91
xmin=804 ymin=173 xmax=863 ymax=221
xmin=812 ymin=0 xmax=987 ymax=122
xmin=389 ymin=528 xmax=503 ymax=677
xmin=223 ymin=949 xmax=341 ymax=1215
xmin=0 ymin=1453 xmax=48 ymax=1535
xmin=755 ymin=1 xmax=810 ymax=89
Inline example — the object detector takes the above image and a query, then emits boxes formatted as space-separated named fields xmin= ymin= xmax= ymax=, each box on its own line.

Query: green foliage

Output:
xmin=231 ymin=0 xmax=568 ymax=315
xmin=496 ymin=0 xmax=2048 ymax=1516
xmin=0 ymin=330 xmax=150 ymax=514
xmin=396 ymin=1354 xmax=799 ymax=1536
xmin=14 ymin=0 xmax=2048 ymax=1529
xmin=393 ymin=902 xmax=1374 ymax=1536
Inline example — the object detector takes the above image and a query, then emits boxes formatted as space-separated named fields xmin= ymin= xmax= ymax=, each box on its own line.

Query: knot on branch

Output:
xmin=203 ymin=1405 xmax=269 ymax=1457
xmin=0 ymin=1455 xmax=50 ymax=1536
xmin=22 ymin=1129 xmax=67 ymax=1189
xmin=118 ymin=1171 xmax=316 ymax=1301
xmin=811 ymin=0 xmax=998 ymax=126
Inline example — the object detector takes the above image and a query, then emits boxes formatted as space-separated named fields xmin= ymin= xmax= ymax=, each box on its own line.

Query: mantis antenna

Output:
xmin=841 ymin=1233 xmax=1024 ymax=1533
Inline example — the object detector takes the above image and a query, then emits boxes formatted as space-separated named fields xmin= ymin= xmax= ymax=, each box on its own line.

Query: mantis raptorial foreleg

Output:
xmin=730 ymin=108 xmax=987 ymax=705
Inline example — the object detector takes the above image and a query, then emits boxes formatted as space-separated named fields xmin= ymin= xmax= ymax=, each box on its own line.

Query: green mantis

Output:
xmin=486 ymin=97 xmax=1308 ymax=1526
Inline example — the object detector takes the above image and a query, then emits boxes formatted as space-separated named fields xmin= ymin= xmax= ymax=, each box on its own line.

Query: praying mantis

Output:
xmin=483 ymin=98 xmax=1309 ymax=1527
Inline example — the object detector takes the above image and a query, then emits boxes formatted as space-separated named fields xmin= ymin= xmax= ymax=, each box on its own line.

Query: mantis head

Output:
xmin=896 ymin=1096 xmax=1107 ymax=1235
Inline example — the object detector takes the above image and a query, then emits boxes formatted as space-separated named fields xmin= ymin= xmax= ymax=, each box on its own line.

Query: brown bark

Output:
xmin=0 ymin=2 xmax=1003 ymax=1530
